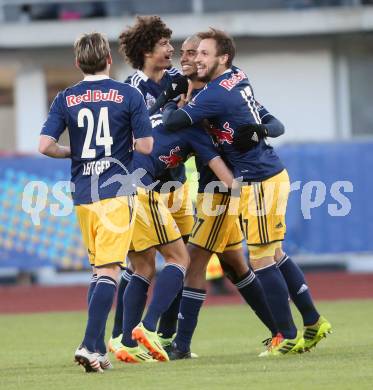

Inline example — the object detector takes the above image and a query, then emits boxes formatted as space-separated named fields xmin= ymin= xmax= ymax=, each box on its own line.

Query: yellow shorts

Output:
xmin=131 ymin=188 xmax=181 ymax=252
xmin=188 ymin=192 xmax=242 ymax=253
xmin=240 ymin=169 xmax=290 ymax=246
xmin=160 ymin=183 xmax=194 ymax=238
xmin=75 ymin=195 xmax=136 ymax=268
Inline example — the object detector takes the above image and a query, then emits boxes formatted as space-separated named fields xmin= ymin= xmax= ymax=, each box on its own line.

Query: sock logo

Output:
xmin=297 ymin=283 xmax=308 ymax=295
xmin=275 ymin=222 xmax=283 ymax=228
xmin=177 ymin=312 xmax=184 ymax=320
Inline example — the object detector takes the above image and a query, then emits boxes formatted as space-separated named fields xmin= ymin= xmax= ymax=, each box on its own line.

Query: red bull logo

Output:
xmin=209 ymin=122 xmax=234 ymax=145
xmin=159 ymin=146 xmax=183 ymax=168
xmin=66 ymin=89 xmax=123 ymax=107
xmin=219 ymin=70 xmax=247 ymax=91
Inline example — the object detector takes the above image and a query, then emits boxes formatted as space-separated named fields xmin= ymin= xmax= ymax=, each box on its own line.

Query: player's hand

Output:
xmin=148 ymin=76 xmax=189 ymax=116
xmin=233 ymin=123 xmax=268 ymax=152
xmin=177 ymin=93 xmax=188 ymax=108
xmin=164 ymin=75 xmax=189 ymax=101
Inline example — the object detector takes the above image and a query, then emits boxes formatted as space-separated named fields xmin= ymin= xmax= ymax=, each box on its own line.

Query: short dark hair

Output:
xmin=74 ymin=32 xmax=110 ymax=74
xmin=197 ymin=28 xmax=235 ymax=68
xmin=118 ymin=15 xmax=172 ymax=70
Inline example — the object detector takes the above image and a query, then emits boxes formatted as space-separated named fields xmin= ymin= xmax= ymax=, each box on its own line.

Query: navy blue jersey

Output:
xmin=41 ymin=76 xmax=152 ymax=205
xmin=126 ymin=68 xmax=187 ymax=188
xmin=196 ymin=100 xmax=275 ymax=192
xmin=182 ymin=68 xmax=284 ymax=181
xmin=135 ymin=126 xmax=219 ymax=191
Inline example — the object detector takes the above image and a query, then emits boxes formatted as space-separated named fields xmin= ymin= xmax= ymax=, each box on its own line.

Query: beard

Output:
xmin=197 ymin=59 xmax=219 ymax=82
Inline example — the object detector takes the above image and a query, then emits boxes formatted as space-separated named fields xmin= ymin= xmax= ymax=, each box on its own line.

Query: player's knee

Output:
xmin=96 ymin=263 xmax=121 ymax=280
xmin=160 ymin=239 xmax=190 ymax=270
xmin=128 ymin=250 xmax=156 ymax=279
xmin=274 ymin=246 xmax=285 ymax=263
xmin=248 ymin=243 xmax=280 ymax=270
xmin=219 ymin=250 xmax=249 ymax=280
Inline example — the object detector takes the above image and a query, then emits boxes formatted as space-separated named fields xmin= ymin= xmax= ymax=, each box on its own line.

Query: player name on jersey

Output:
xmin=66 ymin=89 xmax=124 ymax=107
xmin=82 ymin=160 xmax=111 ymax=176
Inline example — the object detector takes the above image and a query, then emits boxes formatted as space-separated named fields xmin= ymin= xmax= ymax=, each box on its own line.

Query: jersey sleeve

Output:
xmin=129 ymin=87 xmax=153 ymax=139
xmin=181 ymin=87 xmax=225 ymax=124
xmin=186 ymin=127 xmax=220 ymax=165
xmin=40 ymin=92 xmax=66 ymax=141
xmin=255 ymin=100 xmax=271 ymax=121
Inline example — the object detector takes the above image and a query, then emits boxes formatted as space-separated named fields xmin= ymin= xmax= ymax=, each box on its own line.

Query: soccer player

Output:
xmin=158 ymin=36 xmax=282 ymax=359
xmin=163 ymin=29 xmax=332 ymax=356
xmin=39 ymin=32 xmax=153 ymax=372
xmin=108 ymin=15 xmax=195 ymax=363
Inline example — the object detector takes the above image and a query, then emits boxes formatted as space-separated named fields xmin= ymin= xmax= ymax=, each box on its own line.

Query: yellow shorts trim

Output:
xmin=131 ymin=189 xmax=181 ymax=252
xmin=160 ymin=183 xmax=194 ymax=238
xmin=189 ymin=193 xmax=242 ymax=253
xmin=75 ymin=195 xmax=136 ymax=268
xmin=240 ymin=169 xmax=290 ymax=246
xmin=248 ymin=241 xmax=282 ymax=260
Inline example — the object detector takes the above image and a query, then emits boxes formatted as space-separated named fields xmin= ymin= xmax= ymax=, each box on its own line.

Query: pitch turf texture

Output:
xmin=1 ymin=300 xmax=372 ymax=390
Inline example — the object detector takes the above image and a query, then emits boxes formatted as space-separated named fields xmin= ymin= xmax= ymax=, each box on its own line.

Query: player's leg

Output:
xmin=218 ymin=246 xmax=279 ymax=338
xmin=275 ymin=247 xmax=332 ymax=350
xmin=109 ymin=265 xmax=133 ymax=349
xmin=115 ymin=249 xmax=157 ymax=363
xmin=133 ymin=238 xmax=189 ymax=361
xmin=168 ymin=243 xmax=210 ymax=358
xmin=117 ymin=188 xmax=184 ymax=362
xmin=75 ymin=196 xmax=135 ymax=372
xmin=169 ymin=193 xmax=239 ymax=358
xmin=241 ymin=172 xmax=304 ymax=355
xmin=158 ymin=184 xmax=194 ymax=344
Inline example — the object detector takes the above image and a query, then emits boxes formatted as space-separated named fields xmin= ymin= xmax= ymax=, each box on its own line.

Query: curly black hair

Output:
xmin=119 ymin=15 xmax=172 ymax=70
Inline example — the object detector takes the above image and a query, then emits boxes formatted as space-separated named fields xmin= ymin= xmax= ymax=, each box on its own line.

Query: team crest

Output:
xmin=159 ymin=146 xmax=183 ymax=168
xmin=208 ymin=122 xmax=234 ymax=145
xmin=145 ymin=93 xmax=156 ymax=109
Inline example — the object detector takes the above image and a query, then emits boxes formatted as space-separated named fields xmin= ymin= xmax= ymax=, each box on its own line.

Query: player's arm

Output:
xmin=256 ymin=102 xmax=285 ymax=138
xmin=39 ymin=92 xmax=70 ymax=158
xmin=148 ymin=76 xmax=189 ymax=116
xmin=129 ymin=86 xmax=154 ymax=155
xmin=207 ymin=157 xmax=237 ymax=189
xmin=187 ymin=127 xmax=236 ymax=189
xmin=39 ymin=135 xmax=71 ymax=158
xmin=233 ymin=102 xmax=285 ymax=152
xmin=134 ymin=137 xmax=153 ymax=155
xmin=163 ymin=87 xmax=224 ymax=132
xmin=162 ymin=101 xmax=192 ymax=131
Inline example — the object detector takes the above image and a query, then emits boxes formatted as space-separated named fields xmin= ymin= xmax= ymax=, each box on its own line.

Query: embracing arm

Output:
xmin=261 ymin=114 xmax=285 ymax=138
xmin=162 ymin=101 xmax=193 ymax=132
xmin=207 ymin=156 xmax=238 ymax=189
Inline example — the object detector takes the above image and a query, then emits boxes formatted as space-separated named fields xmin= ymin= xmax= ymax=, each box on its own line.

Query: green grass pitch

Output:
xmin=1 ymin=300 xmax=373 ymax=390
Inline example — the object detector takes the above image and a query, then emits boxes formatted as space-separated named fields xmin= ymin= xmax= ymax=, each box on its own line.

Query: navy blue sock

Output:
xmin=255 ymin=264 xmax=297 ymax=339
xmin=112 ymin=268 xmax=133 ymax=338
xmin=82 ymin=276 xmax=117 ymax=353
xmin=121 ymin=273 xmax=150 ymax=347
xmin=173 ymin=287 xmax=206 ymax=353
xmin=235 ymin=270 xmax=279 ymax=336
xmin=277 ymin=254 xmax=320 ymax=326
xmin=86 ymin=273 xmax=107 ymax=354
xmin=142 ymin=263 xmax=185 ymax=332
xmin=157 ymin=289 xmax=182 ymax=339
xmin=87 ymin=273 xmax=97 ymax=305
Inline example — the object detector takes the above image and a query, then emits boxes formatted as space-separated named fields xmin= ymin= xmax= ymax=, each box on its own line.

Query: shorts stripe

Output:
xmin=205 ymin=194 xmax=230 ymax=251
xmin=253 ymin=183 xmax=265 ymax=244
xmin=148 ymin=192 xmax=164 ymax=243
xmin=260 ymin=183 xmax=269 ymax=243
xmin=128 ymin=195 xmax=134 ymax=223
xmin=148 ymin=191 xmax=168 ymax=245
